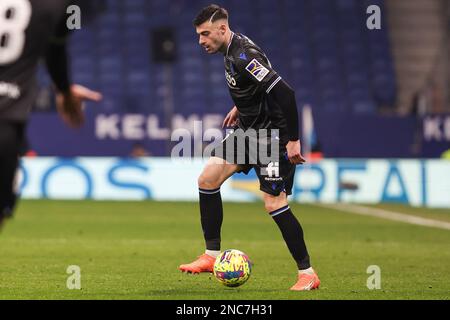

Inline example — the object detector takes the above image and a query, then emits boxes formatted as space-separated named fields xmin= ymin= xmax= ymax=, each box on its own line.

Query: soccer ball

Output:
xmin=213 ymin=249 xmax=252 ymax=287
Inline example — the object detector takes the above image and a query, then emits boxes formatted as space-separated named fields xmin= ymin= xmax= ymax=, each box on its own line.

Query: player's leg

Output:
xmin=257 ymin=141 xmax=320 ymax=290
xmin=0 ymin=122 xmax=22 ymax=230
xmin=262 ymin=192 xmax=320 ymax=290
xmin=179 ymin=157 xmax=241 ymax=273
xmin=198 ymin=156 xmax=240 ymax=253
xmin=263 ymin=192 xmax=310 ymax=270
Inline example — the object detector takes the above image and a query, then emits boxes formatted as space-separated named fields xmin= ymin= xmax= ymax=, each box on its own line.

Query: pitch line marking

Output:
xmin=315 ymin=203 xmax=450 ymax=231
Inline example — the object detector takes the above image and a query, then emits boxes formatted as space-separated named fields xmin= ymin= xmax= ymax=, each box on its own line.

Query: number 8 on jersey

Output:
xmin=0 ymin=0 xmax=32 ymax=65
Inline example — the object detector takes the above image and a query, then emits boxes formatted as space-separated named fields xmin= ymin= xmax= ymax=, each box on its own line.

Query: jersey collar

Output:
xmin=225 ymin=32 xmax=235 ymax=57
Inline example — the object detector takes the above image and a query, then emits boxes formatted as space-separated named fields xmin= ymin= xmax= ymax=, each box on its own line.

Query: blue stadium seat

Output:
xmin=60 ymin=0 xmax=395 ymax=116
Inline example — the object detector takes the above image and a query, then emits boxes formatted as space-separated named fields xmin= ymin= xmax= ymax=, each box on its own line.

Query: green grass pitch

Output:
xmin=0 ymin=200 xmax=449 ymax=300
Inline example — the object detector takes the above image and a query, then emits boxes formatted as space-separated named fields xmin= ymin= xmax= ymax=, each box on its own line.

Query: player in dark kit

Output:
xmin=179 ymin=4 xmax=320 ymax=291
xmin=0 ymin=0 xmax=102 ymax=230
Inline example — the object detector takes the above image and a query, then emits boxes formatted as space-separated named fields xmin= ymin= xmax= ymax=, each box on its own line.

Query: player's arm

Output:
xmin=45 ymin=31 xmax=71 ymax=94
xmin=45 ymin=4 xmax=102 ymax=128
xmin=236 ymin=49 xmax=305 ymax=164
xmin=236 ymin=48 xmax=282 ymax=95
xmin=268 ymin=80 xmax=305 ymax=165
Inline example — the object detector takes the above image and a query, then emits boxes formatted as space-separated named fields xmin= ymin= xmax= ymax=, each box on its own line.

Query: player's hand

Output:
xmin=56 ymin=84 xmax=102 ymax=128
xmin=222 ymin=106 xmax=239 ymax=128
xmin=286 ymin=140 xmax=306 ymax=165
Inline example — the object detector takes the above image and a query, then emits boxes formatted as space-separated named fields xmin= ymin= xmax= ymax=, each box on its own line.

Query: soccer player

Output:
xmin=179 ymin=5 xmax=320 ymax=291
xmin=0 ymin=0 xmax=102 ymax=229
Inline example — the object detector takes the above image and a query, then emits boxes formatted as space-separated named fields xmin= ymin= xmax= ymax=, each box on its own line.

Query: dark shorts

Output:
xmin=211 ymin=129 xmax=296 ymax=196
xmin=0 ymin=121 xmax=25 ymax=218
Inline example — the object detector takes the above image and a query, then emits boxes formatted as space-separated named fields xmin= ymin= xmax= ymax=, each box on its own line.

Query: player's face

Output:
xmin=196 ymin=22 xmax=226 ymax=54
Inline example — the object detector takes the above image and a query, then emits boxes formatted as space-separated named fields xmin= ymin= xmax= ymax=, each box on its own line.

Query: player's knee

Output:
xmin=198 ymin=173 xmax=221 ymax=190
xmin=264 ymin=201 xmax=280 ymax=213
xmin=264 ymin=196 xmax=287 ymax=213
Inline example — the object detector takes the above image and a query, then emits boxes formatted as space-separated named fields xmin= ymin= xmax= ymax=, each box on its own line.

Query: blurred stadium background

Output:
xmin=2 ymin=0 xmax=450 ymax=300
xmin=23 ymin=0 xmax=450 ymax=206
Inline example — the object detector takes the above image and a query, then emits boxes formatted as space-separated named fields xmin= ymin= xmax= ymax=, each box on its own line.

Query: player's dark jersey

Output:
xmin=224 ymin=33 xmax=289 ymax=143
xmin=0 ymin=0 xmax=70 ymax=123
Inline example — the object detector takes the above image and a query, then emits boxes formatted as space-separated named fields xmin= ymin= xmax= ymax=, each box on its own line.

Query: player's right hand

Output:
xmin=222 ymin=106 xmax=239 ymax=128
xmin=286 ymin=140 xmax=306 ymax=165
xmin=56 ymin=84 xmax=102 ymax=128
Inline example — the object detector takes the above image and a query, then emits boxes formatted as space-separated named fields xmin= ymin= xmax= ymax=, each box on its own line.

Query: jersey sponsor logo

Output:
xmin=0 ymin=82 xmax=21 ymax=99
xmin=245 ymin=59 xmax=270 ymax=82
xmin=225 ymin=71 xmax=237 ymax=87
xmin=264 ymin=176 xmax=283 ymax=182
xmin=266 ymin=162 xmax=280 ymax=178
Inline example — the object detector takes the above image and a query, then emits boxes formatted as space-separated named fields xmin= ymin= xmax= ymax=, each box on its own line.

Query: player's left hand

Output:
xmin=222 ymin=106 xmax=239 ymax=128
xmin=56 ymin=84 xmax=102 ymax=128
xmin=286 ymin=140 xmax=306 ymax=165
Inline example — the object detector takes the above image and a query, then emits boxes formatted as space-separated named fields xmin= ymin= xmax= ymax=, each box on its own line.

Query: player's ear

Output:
xmin=219 ymin=23 xmax=227 ymax=35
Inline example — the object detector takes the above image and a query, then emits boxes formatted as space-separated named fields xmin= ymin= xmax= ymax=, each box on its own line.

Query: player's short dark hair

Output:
xmin=193 ymin=4 xmax=229 ymax=26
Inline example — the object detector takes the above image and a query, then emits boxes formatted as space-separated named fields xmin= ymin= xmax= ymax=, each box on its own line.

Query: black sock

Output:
xmin=270 ymin=205 xmax=311 ymax=270
xmin=199 ymin=188 xmax=223 ymax=251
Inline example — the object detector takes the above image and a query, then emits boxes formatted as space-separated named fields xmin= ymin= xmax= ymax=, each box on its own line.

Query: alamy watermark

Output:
xmin=366 ymin=265 xmax=381 ymax=290
xmin=64 ymin=4 xmax=382 ymax=31
xmin=170 ymin=122 xmax=281 ymax=176
xmin=366 ymin=5 xmax=382 ymax=30
xmin=66 ymin=5 xmax=82 ymax=30
xmin=66 ymin=265 xmax=81 ymax=290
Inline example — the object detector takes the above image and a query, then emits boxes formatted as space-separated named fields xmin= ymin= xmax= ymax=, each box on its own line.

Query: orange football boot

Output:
xmin=179 ymin=254 xmax=216 ymax=274
xmin=290 ymin=270 xmax=321 ymax=291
